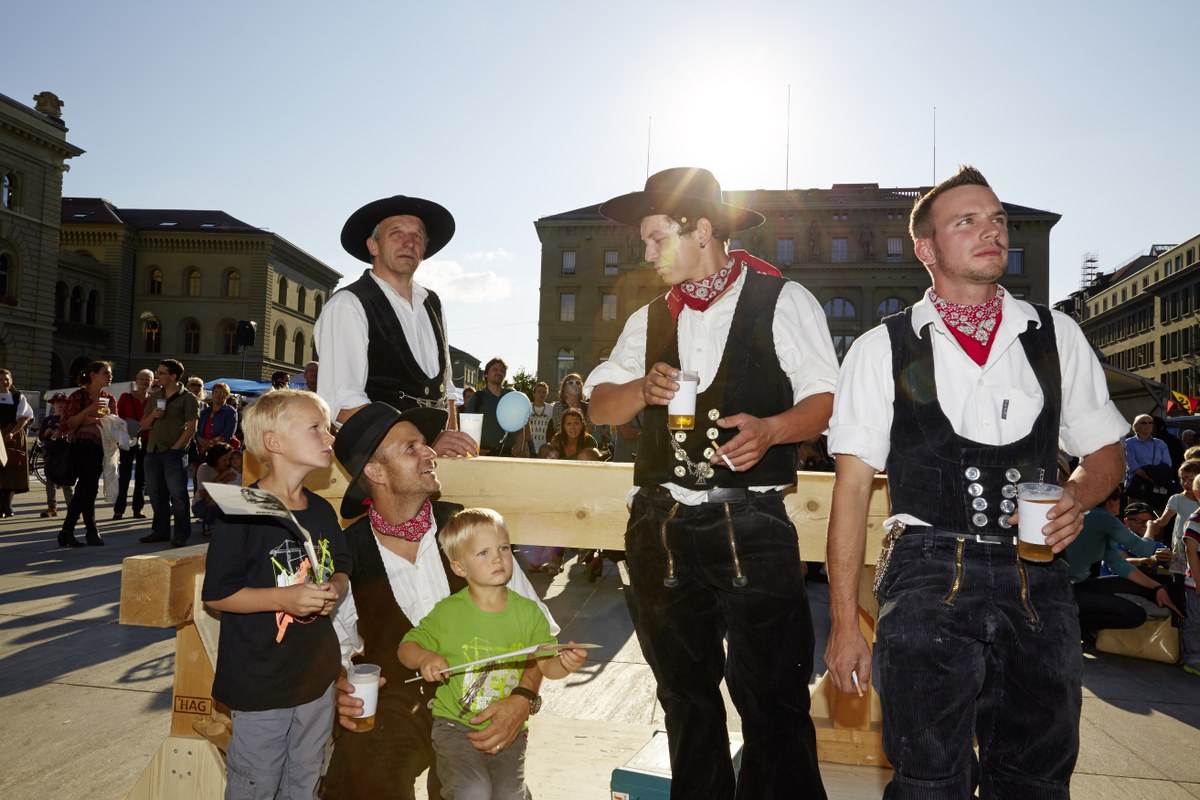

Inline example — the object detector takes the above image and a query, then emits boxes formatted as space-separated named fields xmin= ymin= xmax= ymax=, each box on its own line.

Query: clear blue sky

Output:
xmin=9 ymin=1 xmax=1199 ymax=377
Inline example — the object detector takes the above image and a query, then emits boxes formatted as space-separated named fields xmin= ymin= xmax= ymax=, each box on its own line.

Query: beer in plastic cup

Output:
xmin=348 ymin=664 xmax=381 ymax=732
xmin=1016 ymin=482 xmax=1063 ymax=563
xmin=667 ymin=371 xmax=699 ymax=431
xmin=459 ymin=413 xmax=484 ymax=450
xmin=156 ymin=398 xmax=167 ymax=411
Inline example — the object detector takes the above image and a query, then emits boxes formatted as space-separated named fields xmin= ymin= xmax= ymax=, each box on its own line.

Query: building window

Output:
xmin=143 ymin=318 xmax=161 ymax=353
xmin=293 ymin=331 xmax=306 ymax=365
xmin=561 ymin=250 xmax=577 ymax=275
xmin=55 ymin=281 xmax=67 ymax=319
xmin=149 ymin=268 xmax=163 ymax=295
xmin=823 ymin=297 xmax=856 ymax=318
xmin=277 ymin=276 xmax=289 ymax=305
xmin=186 ymin=269 xmax=201 ymax=296
xmin=886 ymin=236 xmax=903 ymax=262
xmin=86 ymin=290 xmax=99 ymax=326
xmin=1188 ymin=248 xmax=1195 ymax=266
xmin=69 ymin=286 xmax=83 ymax=322
xmin=221 ymin=321 xmax=238 ymax=355
xmin=1006 ymin=249 xmax=1025 ymax=275
xmin=224 ymin=270 xmax=241 ymax=297
xmin=876 ymin=296 xmax=903 ymax=319
xmin=274 ymin=325 xmax=287 ymax=361
xmin=777 ymin=238 xmax=794 ymax=265
xmin=314 ymin=294 xmax=323 ymax=317
xmin=601 ymin=293 xmax=617 ymax=321
xmin=556 ymin=348 xmax=575 ymax=384
xmin=560 ymin=293 xmax=575 ymax=322
xmin=298 ymin=286 xmax=307 ymax=315
xmin=1 ymin=173 xmax=15 ymax=209
xmin=183 ymin=320 xmax=201 ymax=354
xmin=832 ymin=334 xmax=856 ymax=361
xmin=604 ymin=250 xmax=619 ymax=276
xmin=0 ymin=253 xmax=10 ymax=297
xmin=831 ymin=238 xmax=849 ymax=263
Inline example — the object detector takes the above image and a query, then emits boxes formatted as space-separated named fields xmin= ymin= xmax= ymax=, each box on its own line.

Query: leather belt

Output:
xmin=900 ymin=524 xmax=1016 ymax=546
xmin=642 ymin=485 xmax=752 ymax=505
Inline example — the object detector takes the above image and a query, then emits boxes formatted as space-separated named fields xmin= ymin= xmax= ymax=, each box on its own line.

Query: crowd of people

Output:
xmin=6 ymin=166 xmax=1200 ymax=800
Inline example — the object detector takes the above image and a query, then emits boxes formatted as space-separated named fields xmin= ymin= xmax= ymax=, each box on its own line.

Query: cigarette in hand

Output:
xmin=720 ymin=453 xmax=735 ymax=471
xmin=851 ymin=669 xmax=864 ymax=698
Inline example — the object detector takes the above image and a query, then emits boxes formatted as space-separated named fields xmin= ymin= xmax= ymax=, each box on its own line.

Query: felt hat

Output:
xmin=340 ymin=195 xmax=456 ymax=263
xmin=598 ymin=167 xmax=764 ymax=232
xmin=333 ymin=402 xmax=447 ymax=517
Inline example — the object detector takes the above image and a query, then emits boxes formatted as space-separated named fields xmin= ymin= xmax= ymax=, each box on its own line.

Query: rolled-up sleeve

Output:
xmin=1052 ymin=311 xmax=1130 ymax=458
xmin=827 ymin=326 xmax=894 ymax=472
xmin=314 ymin=291 xmax=372 ymax=423
xmin=774 ymin=283 xmax=839 ymax=404
xmin=584 ymin=305 xmax=649 ymax=397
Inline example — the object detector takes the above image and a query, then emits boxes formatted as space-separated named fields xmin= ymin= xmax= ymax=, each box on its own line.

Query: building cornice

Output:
xmin=0 ymin=116 xmax=84 ymax=161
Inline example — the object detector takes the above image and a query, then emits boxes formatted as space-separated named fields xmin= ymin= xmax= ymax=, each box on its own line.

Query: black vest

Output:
xmin=344 ymin=500 xmax=466 ymax=714
xmin=0 ymin=389 xmax=20 ymax=427
xmin=334 ymin=271 xmax=450 ymax=412
xmin=634 ymin=270 xmax=798 ymax=489
xmin=884 ymin=305 xmax=1061 ymax=535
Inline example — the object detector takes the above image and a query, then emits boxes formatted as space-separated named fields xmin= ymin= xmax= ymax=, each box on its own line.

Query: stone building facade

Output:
xmin=535 ymin=183 xmax=1059 ymax=384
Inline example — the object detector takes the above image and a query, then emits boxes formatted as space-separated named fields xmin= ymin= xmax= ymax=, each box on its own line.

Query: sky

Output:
xmin=7 ymin=1 xmax=1199 ymax=378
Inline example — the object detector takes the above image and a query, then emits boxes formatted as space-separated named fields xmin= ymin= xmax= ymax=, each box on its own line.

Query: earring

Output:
xmin=699 ymin=240 xmax=707 ymax=249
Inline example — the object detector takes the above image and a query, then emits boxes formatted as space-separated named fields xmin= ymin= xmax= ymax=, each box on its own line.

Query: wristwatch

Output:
xmin=511 ymin=686 xmax=542 ymax=715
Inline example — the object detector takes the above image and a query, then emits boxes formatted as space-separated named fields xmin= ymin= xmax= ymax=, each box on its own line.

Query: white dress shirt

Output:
xmin=828 ymin=288 xmax=1128 ymax=528
xmin=584 ymin=268 xmax=840 ymax=504
xmin=332 ymin=520 xmax=559 ymax=670
xmin=314 ymin=270 xmax=452 ymax=423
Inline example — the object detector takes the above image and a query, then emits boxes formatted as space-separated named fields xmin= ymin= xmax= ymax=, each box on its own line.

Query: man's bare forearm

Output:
xmin=1066 ymin=442 xmax=1125 ymax=511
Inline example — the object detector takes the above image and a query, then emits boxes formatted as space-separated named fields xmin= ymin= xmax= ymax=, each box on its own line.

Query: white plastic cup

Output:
xmin=1016 ymin=482 xmax=1063 ymax=562
xmin=667 ymin=371 xmax=699 ymax=431
xmin=156 ymin=398 xmax=167 ymax=411
xmin=459 ymin=413 xmax=484 ymax=448
xmin=348 ymin=663 xmax=381 ymax=732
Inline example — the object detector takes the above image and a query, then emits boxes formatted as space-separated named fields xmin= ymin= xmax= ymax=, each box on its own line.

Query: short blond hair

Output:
xmin=441 ymin=507 xmax=508 ymax=562
xmin=240 ymin=389 xmax=329 ymax=461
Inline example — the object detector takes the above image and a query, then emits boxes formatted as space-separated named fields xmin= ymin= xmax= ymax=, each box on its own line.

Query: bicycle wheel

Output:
xmin=29 ymin=441 xmax=45 ymax=484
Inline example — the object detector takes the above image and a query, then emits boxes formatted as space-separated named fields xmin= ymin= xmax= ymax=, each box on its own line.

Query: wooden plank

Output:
xmin=119 ymin=547 xmax=209 ymax=627
xmin=170 ymin=623 xmax=217 ymax=737
xmin=120 ymin=735 xmax=226 ymax=800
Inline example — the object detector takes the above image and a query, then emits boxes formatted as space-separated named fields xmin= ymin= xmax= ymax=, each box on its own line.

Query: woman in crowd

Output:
xmin=552 ymin=407 xmax=600 ymax=461
xmin=548 ymin=373 xmax=592 ymax=440
xmin=0 ymin=368 xmax=34 ymax=517
xmin=38 ymin=393 xmax=74 ymax=517
xmin=58 ymin=361 xmax=117 ymax=547
xmin=191 ymin=442 xmax=241 ymax=535
xmin=196 ymin=381 xmax=238 ymax=455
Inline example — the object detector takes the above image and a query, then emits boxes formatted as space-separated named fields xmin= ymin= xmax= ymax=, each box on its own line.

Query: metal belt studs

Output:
xmin=668 ymin=429 xmax=714 ymax=484
xmin=397 ymin=391 xmax=449 ymax=410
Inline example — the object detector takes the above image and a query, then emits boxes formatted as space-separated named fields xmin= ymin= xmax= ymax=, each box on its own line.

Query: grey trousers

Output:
xmin=431 ymin=717 xmax=530 ymax=800
xmin=225 ymin=682 xmax=335 ymax=800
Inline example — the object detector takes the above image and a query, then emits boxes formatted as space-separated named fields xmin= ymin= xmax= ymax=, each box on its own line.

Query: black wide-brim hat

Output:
xmin=340 ymin=195 xmax=456 ymax=263
xmin=598 ymin=167 xmax=765 ymax=232
xmin=333 ymin=402 xmax=448 ymax=518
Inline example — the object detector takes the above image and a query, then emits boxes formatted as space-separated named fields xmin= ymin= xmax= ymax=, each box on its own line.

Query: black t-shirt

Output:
xmin=202 ymin=487 xmax=350 ymax=712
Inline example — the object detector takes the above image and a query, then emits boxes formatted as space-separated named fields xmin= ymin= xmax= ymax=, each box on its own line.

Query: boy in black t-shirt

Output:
xmin=202 ymin=390 xmax=350 ymax=799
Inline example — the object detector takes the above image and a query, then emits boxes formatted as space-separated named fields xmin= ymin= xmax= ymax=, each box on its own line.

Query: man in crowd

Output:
xmin=463 ymin=357 xmax=526 ymax=456
xmin=586 ymin=167 xmax=838 ymax=799
xmin=113 ymin=368 xmax=153 ymax=520
xmin=323 ymin=402 xmax=552 ymax=798
xmin=304 ymin=360 xmax=319 ymax=392
xmin=314 ymin=194 xmax=474 ymax=457
xmin=270 ymin=370 xmax=292 ymax=391
xmin=824 ymin=166 xmax=1127 ymax=797
xmin=139 ymin=359 xmax=200 ymax=546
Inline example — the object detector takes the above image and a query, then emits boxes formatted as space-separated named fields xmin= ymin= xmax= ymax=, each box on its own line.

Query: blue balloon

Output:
xmin=496 ymin=390 xmax=533 ymax=432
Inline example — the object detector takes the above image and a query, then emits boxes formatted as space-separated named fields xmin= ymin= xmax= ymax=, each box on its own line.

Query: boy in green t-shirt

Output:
xmin=400 ymin=508 xmax=587 ymax=799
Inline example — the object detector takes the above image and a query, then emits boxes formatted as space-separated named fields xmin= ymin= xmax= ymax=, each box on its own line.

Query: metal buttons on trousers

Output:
xmin=1000 ymin=499 xmax=1015 ymax=513
xmin=706 ymin=428 xmax=719 ymax=440
xmin=964 ymin=466 xmax=981 ymax=481
xmin=1005 ymin=468 xmax=1022 ymax=483
xmin=967 ymin=483 xmax=984 ymax=497
xmin=998 ymin=515 xmax=1013 ymax=529
xmin=971 ymin=497 xmax=988 ymax=511
xmin=971 ymin=513 xmax=988 ymax=528
xmin=707 ymin=409 xmax=720 ymax=421
xmin=1001 ymin=484 xmax=1017 ymax=499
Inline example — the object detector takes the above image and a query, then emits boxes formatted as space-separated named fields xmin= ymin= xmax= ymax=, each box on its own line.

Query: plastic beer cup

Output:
xmin=1016 ymin=482 xmax=1063 ymax=563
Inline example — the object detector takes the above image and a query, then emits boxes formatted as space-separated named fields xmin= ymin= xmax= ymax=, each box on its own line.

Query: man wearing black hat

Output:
xmin=323 ymin=402 xmax=555 ymax=799
xmin=315 ymin=196 xmax=476 ymax=457
xmin=586 ymin=167 xmax=838 ymax=799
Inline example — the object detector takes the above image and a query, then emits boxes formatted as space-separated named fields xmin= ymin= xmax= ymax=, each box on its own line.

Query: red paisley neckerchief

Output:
xmin=666 ymin=250 xmax=783 ymax=321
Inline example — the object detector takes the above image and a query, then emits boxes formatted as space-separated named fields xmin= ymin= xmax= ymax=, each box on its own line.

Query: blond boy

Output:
xmin=400 ymin=508 xmax=587 ymax=799
xmin=201 ymin=390 xmax=351 ymax=799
